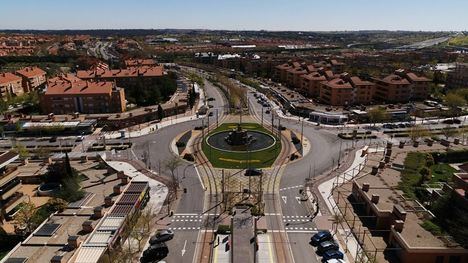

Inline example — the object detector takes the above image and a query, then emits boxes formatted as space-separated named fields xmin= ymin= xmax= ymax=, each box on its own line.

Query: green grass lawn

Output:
xmin=399 ymin=152 xmax=456 ymax=199
xmin=202 ymin=123 xmax=281 ymax=169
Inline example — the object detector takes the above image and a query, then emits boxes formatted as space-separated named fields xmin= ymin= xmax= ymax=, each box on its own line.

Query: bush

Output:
xmin=176 ymin=141 xmax=186 ymax=148
xmin=421 ymin=220 xmax=443 ymax=236
xmin=217 ymin=224 xmax=231 ymax=234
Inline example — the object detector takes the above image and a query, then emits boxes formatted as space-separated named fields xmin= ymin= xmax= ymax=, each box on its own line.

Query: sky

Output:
xmin=0 ymin=0 xmax=467 ymax=31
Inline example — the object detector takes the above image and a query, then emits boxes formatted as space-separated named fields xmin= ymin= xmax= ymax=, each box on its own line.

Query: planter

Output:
xmin=413 ymin=141 xmax=419 ymax=147
xmin=399 ymin=141 xmax=405 ymax=148
xmin=38 ymin=183 xmax=61 ymax=196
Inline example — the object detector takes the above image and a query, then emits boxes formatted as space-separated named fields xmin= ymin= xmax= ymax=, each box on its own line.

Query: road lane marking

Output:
xmin=281 ymin=196 xmax=287 ymax=204
xmin=181 ymin=240 xmax=187 ymax=256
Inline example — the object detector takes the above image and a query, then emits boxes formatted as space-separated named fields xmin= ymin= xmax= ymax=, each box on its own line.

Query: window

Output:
xmin=435 ymin=256 xmax=444 ymax=263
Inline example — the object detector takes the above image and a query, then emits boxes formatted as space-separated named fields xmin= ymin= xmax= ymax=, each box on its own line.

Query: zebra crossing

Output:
xmin=167 ymin=213 xmax=219 ymax=231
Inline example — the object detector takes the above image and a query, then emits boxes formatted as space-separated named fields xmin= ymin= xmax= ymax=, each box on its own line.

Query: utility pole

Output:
xmin=261 ymin=107 xmax=264 ymax=126
xmin=271 ymin=113 xmax=274 ymax=134
xmin=222 ymin=169 xmax=225 ymax=209
xmin=338 ymin=139 xmax=343 ymax=168
xmin=300 ymin=117 xmax=304 ymax=152
xmin=216 ymin=108 xmax=219 ymax=128
xmin=207 ymin=114 xmax=210 ymax=134
xmin=202 ymin=119 xmax=205 ymax=138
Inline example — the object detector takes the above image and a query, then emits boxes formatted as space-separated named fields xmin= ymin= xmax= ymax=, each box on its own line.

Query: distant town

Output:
xmin=0 ymin=29 xmax=467 ymax=263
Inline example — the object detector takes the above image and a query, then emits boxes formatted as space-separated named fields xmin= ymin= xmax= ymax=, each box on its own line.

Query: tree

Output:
xmin=441 ymin=125 xmax=458 ymax=140
xmin=14 ymin=143 xmax=29 ymax=159
xmin=367 ymin=107 xmax=389 ymax=125
xmin=47 ymin=197 xmax=68 ymax=212
xmin=445 ymin=93 xmax=466 ymax=117
xmin=165 ymin=156 xmax=183 ymax=195
xmin=157 ymin=104 xmax=165 ymax=121
xmin=410 ymin=125 xmax=429 ymax=142
xmin=64 ymin=152 xmax=72 ymax=177
xmin=13 ymin=202 xmax=36 ymax=235
xmin=419 ymin=167 xmax=431 ymax=185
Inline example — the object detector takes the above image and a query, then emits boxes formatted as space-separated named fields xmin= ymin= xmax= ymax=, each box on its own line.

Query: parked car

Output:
xmin=207 ymin=97 xmax=215 ymax=101
xmin=149 ymin=230 xmax=174 ymax=245
xmin=317 ymin=241 xmax=339 ymax=254
xmin=265 ymin=110 xmax=271 ymax=114
xmin=141 ymin=243 xmax=169 ymax=262
xmin=310 ymin=230 xmax=332 ymax=246
xmin=76 ymin=135 xmax=84 ymax=142
xmin=208 ymin=112 xmax=214 ymax=117
xmin=322 ymin=250 xmax=344 ymax=261
xmin=245 ymin=168 xmax=263 ymax=176
xmin=49 ymin=136 xmax=57 ymax=143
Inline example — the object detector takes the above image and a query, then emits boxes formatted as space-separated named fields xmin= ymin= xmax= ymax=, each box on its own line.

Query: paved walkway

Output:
xmin=105 ymin=160 xmax=169 ymax=214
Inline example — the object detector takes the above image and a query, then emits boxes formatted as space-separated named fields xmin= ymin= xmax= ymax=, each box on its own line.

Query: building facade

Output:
xmin=0 ymin=151 xmax=24 ymax=224
xmin=446 ymin=63 xmax=468 ymax=89
xmin=15 ymin=66 xmax=47 ymax=92
xmin=0 ymin=72 xmax=23 ymax=98
xmin=40 ymin=75 xmax=126 ymax=114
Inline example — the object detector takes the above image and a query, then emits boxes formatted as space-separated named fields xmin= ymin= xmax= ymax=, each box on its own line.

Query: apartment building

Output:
xmin=446 ymin=63 xmax=468 ymax=89
xmin=320 ymin=74 xmax=375 ymax=106
xmin=0 ymin=72 xmax=23 ymax=98
xmin=395 ymin=69 xmax=431 ymax=100
xmin=15 ymin=66 xmax=47 ymax=92
xmin=373 ymin=70 xmax=431 ymax=103
xmin=300 ymin=71 xmax=327 ymax=97
xmin=40 ymin=74 xmax=126 ymax=114
xmin=124 ymin=58 xmax=156 ymax=67
xmin=76 ymin=65 xmax=165 ymax=88
xmin=0 ymin=151 xmax=23 ymax=224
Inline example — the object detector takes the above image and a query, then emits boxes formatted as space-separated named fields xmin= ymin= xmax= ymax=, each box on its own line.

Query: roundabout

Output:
xmin=202 ymin=122 xmax=281 ymax=169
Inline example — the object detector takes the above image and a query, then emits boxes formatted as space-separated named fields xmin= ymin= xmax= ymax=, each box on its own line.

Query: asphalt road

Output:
xmin=131 ymin=78 xmax=227 ymax=263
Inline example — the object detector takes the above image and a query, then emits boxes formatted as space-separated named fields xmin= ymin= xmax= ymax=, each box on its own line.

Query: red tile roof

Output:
xmin=76 ymin=66 xmax=164 ymax=79
xmin=377 ymin=74 xmax=411 ymax=85
xmin=125 ymin=59 xmax=156 ymax=67
xmin=323 ymin=78 xmax=353 ymax=89
xmin=405 ymin=72 xmax=431 ymax=82
xmin=45 ymin=75 xmax=114 ymax=95
xmin=0 ymin=72 xmax=22 ymax=84
xmin=16 ymin=66 xmax=46 ymax=78
xmin=301 ymin=72 xmax=326 ymax=81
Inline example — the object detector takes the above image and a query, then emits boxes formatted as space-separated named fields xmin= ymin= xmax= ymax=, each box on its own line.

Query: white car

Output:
xmin=325 ymin=259 xmax=346 ymax=263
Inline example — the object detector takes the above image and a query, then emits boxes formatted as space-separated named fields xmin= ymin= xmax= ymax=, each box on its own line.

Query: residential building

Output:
xmin=320 ymin=73 xmax=375 ymax=106
xmin=0 ymin=72 xmax=23 ymax=97
xmin=15 ymin=66 xmax=47 ymax=92
xmin=124 ymin=58 xmax=156 ymax=67
xmin=446 ymin=63 xmax=468 ymax=89
xmin=0 ymin=151 xmax=23 ymax=224
xmin=373 ymin=69 xmax=431 ymax=103
xmin=395 ymin=69 xmax=431 ymax=100
xmin=40 ymin=74 xmax=126 ymax=114
xmin=76 ymin=65 xmax=165 ymax=88
xmin=300 ymin=71 xmax=327 ymax=97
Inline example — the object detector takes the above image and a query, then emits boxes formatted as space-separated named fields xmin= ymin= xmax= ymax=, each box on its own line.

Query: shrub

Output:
xmin=421 ymin=220 xmax=442 ymax=236
xmin=176 ymin=141 xmax=186 ymax=148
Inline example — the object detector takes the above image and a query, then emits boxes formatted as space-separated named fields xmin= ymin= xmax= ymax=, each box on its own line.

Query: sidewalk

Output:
xmin=104 ymin=85 xmax=206 ymax=139
xmin=316 ymin=146 xmax=380 ymax=263
xmin=105 ymin=160 xmax=169 ymax=214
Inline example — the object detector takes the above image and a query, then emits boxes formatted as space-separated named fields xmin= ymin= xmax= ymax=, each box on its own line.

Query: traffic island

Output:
xmin=202 ymin=123 xmax=281 ymax=169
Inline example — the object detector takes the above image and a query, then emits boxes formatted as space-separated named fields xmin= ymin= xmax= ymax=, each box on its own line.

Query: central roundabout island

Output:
xmin=202 ymin=122 xmax=281 ymax=169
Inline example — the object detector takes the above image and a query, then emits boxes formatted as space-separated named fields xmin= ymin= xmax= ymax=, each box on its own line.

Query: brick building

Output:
xmin=373 ymin=69 xmax=431 ymax=103
xmin=0 ymin=72 xmax=23 ymax=98
xmin=320 ymin=73 xmax=375 ymax=106
xmin=0 ymin=151 xmax=24 ymax=224
xmin=15 ymin=66 xmax=47 ymax=92
xmin=40 ymin=74 xmax=126 ymax=114
xmin=446 ymin=63 xmax=468 ymax=89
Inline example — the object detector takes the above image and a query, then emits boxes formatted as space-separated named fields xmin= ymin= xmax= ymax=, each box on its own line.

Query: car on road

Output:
xmin=322 ymin=250 xmax=344 ymax=262
xmin=317 ymin=240 xmax=339 ymax=254
xmin=49 ymin=136 xmax=57 ymax=143
xmin=207 ymin=97 xmax=215 ymax=101
xmin=76 ymin=135 xmax=84 ymax=142
xmin=149 ymin=230 xmax=174 ymax=244
xmin=265 ymin=110 xmax=271 ymax=114
xmin=245 ymin=168 xmax=263 ymax=176
xmin=208 ymin=112 xmax=214 ymax=117
xmin=140 ymin=243 xmax=169 ymax=263
xmin=310 ymin=230 xmax=332 ymax=246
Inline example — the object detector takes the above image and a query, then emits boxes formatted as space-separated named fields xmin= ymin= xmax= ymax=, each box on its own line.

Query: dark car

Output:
xmin=49 ymin=136 xmax=57 ymax=143
xmin=322 ymin=250 xmax=344 ymax=262
xmin=245 ymin=168 xmax=263 ymax=176
xmin=207 ymin=97 xmax=215 ymax=101
xmin=310 ymin=230 xmax=332 ymax=246
xmin=265 ymin=110 xmax=271 ymax=114
xmin=149 ymin=230 xmax=174 ymax=245
xmin=317 ymin=241 xmax=339 ymax=254
xmin=208 ymin=112 xmax=214 ymax=117
xmin=141 ymin=243 xmax=169 ymax=262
